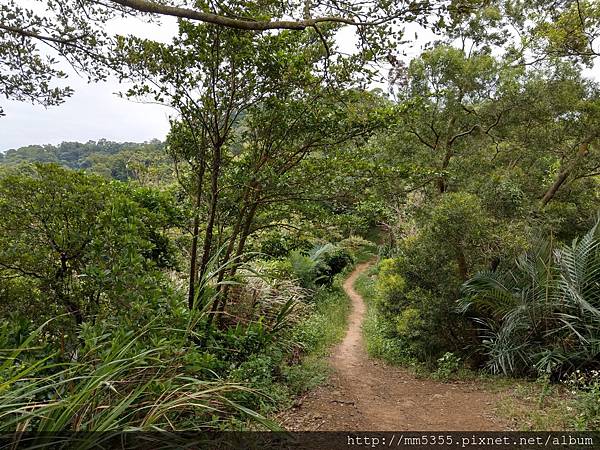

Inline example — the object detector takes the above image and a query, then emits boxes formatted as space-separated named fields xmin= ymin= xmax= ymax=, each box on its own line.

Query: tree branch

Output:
xmin=109 ymin=0 xmax=391 ymax=30
xmin=0 ymin=23 xmax=87 ymax=45
xmin=447 ymin=124 xmax=480 ymax=148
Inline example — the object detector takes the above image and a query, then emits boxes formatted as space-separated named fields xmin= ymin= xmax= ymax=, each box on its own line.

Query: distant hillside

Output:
xmin=0 ymin=139 xmax=171 ymax=182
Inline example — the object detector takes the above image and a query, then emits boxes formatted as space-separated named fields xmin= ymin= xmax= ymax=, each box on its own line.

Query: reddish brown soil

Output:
xmin=280 ymin=262 xmax=510 ymax=431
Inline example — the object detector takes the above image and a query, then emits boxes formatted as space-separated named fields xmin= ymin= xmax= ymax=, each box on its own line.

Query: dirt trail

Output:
xmin=280 ymin=262 xmax=509 ymax=431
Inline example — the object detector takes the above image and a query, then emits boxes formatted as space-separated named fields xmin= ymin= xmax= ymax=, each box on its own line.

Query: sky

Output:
xmin=1 ymin=76 xmax=174 ymax=151
xmin=0 ymin=11 xmax=432 ymax=153
xmin=3 ymin=9 xmax=595 ymax=153
xmin=1 ymin=15 xmax=180 ymax=152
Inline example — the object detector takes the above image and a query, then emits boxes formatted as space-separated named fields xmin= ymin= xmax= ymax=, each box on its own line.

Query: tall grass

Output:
xmin=0 ymin=322 xmax=277 ymax=433
xmin=0 ymin=249 xmax=280 ymax=435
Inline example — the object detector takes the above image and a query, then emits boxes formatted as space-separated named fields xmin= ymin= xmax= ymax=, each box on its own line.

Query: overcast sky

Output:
xmin=1 ymin=77 xmax=174 ymax=151
xmin=1 ymin=10 xmax=440 ymax=153
xmin=3 ymin=12 xmax=595 ymax=153
xmin=1 ymin=14 xmax=181 ymax=152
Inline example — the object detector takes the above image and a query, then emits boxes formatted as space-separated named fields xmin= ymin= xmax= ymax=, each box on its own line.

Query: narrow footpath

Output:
xmin=280 ymin=262 xmax=509 ymax=430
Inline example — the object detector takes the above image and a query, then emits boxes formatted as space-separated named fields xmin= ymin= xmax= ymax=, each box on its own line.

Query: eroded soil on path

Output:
xmin=280 ymin=262 xmax=510 ymax=431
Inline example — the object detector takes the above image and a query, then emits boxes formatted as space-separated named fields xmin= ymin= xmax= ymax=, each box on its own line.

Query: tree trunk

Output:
xmin=187 ymin=168 xmax=205 ymax=309
xmin=215 ymin=201 xmax=259 ymax=327
xmin=56 ymin=252 xmax=84 ymax=325
xmin=437 ymin=117 xmax=457 ymax=194
xmin=197 ymin=143 xmax=222 ymax=285
xmin=541 ymin=139 xmax=592 ymax=207
xmin=437 ymin=145 xmax=453 ymax=193
xmin=205 ymin=202 xmax=247 ymax=327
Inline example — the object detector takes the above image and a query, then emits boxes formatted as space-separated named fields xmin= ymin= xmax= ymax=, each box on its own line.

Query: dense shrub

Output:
xmin=368 ymin=192 xmax=537 ymax=367
xmin=0 ymin=164 xmax=179 ymax=335
xmin=256 ymin=230 xmax=312 ymax=258
xmin=461 ymin=218 xmax=600 ymax=378
xmin=288 ymin=243 xmax=353 ymax=289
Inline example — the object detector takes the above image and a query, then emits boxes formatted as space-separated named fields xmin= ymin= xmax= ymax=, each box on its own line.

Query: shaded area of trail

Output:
xmin=280 ymin=262 xmax=508 ymax=431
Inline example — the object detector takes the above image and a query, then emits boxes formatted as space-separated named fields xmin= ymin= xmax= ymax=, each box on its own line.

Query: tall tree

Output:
xmin=0 ymin=0 xmax=454 ymax=114
xmin=119 ymin=21 xmax=331 ymax=310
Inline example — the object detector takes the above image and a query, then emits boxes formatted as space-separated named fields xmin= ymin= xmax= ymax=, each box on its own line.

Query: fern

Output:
xmin=460 ymin=216 xmax=600 ymax=377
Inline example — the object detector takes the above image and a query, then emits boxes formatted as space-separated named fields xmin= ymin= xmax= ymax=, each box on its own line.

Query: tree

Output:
xmin=205 ymin=88 xmax=391 ymax=320
xmin=123 ymin=18 xmax=390 ymax=320
xmin=531 ymin=0 xmax=600 ymax=64
xmin=0 ymin=0 xmax=502 ymax=115
xmin=393 ymin=45 xmax=519 ymax=195
xmin=0 ymin=164 xmax=177 ymax=326
xmin=120 ymin=22 xmax=327 ymax=309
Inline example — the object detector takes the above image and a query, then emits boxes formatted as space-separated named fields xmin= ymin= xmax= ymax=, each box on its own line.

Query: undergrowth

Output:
xmin=235 ymin=262 xmax=356 ymax=425
xmin=493 ymin=375 xmax=600 ymax=431
xmin=358 ymin=263 xmax=600 ymax=430
xmin=355 ymin=268 xmax=415 ymax=367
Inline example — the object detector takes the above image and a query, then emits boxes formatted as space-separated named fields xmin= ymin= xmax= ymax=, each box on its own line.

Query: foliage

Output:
xmin=3 ymin=0 xmax=600 ymax=433
xmin=0 ymin=0 xmax=493 ymax=116
xmin=256 ymin=230 xmax=312 ymax=259
xmin=0 ymin=317 xmax=277 ymax=433
xmin=338 ymin=235 xmax=378 ymax=262
xmin=355 ymin=270 xmax=414 ymax=366
xmin=0 ymin=140 xmax=171 ymax=183
xmin=363 ymin=193 xmax=501 ymax=365
xmin=288 ymin=244 xmax=353 ymax=290
xmin=433 ymin=352 xmax=462 ymax=381
xmin=0 ymin=233 xmax=356 ymax=432
xmin=223 ymin=276 xmax=353 ymax=413
xmin=461 ymin=218 xmax=600 ymax=377
xmin=0 ymin=164 xmax=180 ymax=333
xmin=563 ymin=370 xmax=600 ymax=430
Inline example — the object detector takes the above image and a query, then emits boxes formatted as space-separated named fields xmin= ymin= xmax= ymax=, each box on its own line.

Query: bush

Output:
xmin=355 ymin=271 xmax=415 ymax=365
xmin=0 ymin=164 xmax=176 ymax=333
xmin=461 ymin=217 xmax=600 ymax=378
xmin=256 ymin=230 xmax=312 ymax=258
xmin=433 ymin=352 xmax=462 ymax=380
xmin=370 ymin=243 xmax=475 ymax=366
xmin=288 ymin=243 xmax=353 ymax=289
xmin=363 ymin=192 xmax=533 ymax=367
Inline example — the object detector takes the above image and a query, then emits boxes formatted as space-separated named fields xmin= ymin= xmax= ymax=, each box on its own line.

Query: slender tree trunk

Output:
xmin=437 ymin=144 xmax=453 ymax=193
xmin=187 ymin=214 xmax=201 ymax=309
xmin=187 ymin=166 xmax=205 ymax=309
xmin=541 ymin=140 xmax=591 ymax=207
xmin=205 ymin=203 xmax=247 ymax=326
xmin=437 ymin=117 xmax=457 ymax=194
xmin=197 ymin=143 xmax=222 ymax=284
xmin=215 ymin=201 xmax=259 ymax=327
xmin=56 ymin=253 xmax=83 ymax=325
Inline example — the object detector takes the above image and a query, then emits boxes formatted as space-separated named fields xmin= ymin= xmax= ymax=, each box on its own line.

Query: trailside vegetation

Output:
xmin=1 ymin=0 xmax=600 ymax=433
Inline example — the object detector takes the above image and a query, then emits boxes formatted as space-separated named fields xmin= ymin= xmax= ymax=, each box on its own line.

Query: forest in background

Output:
xmin=1 ymin=0 xmax=600 ymax=435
